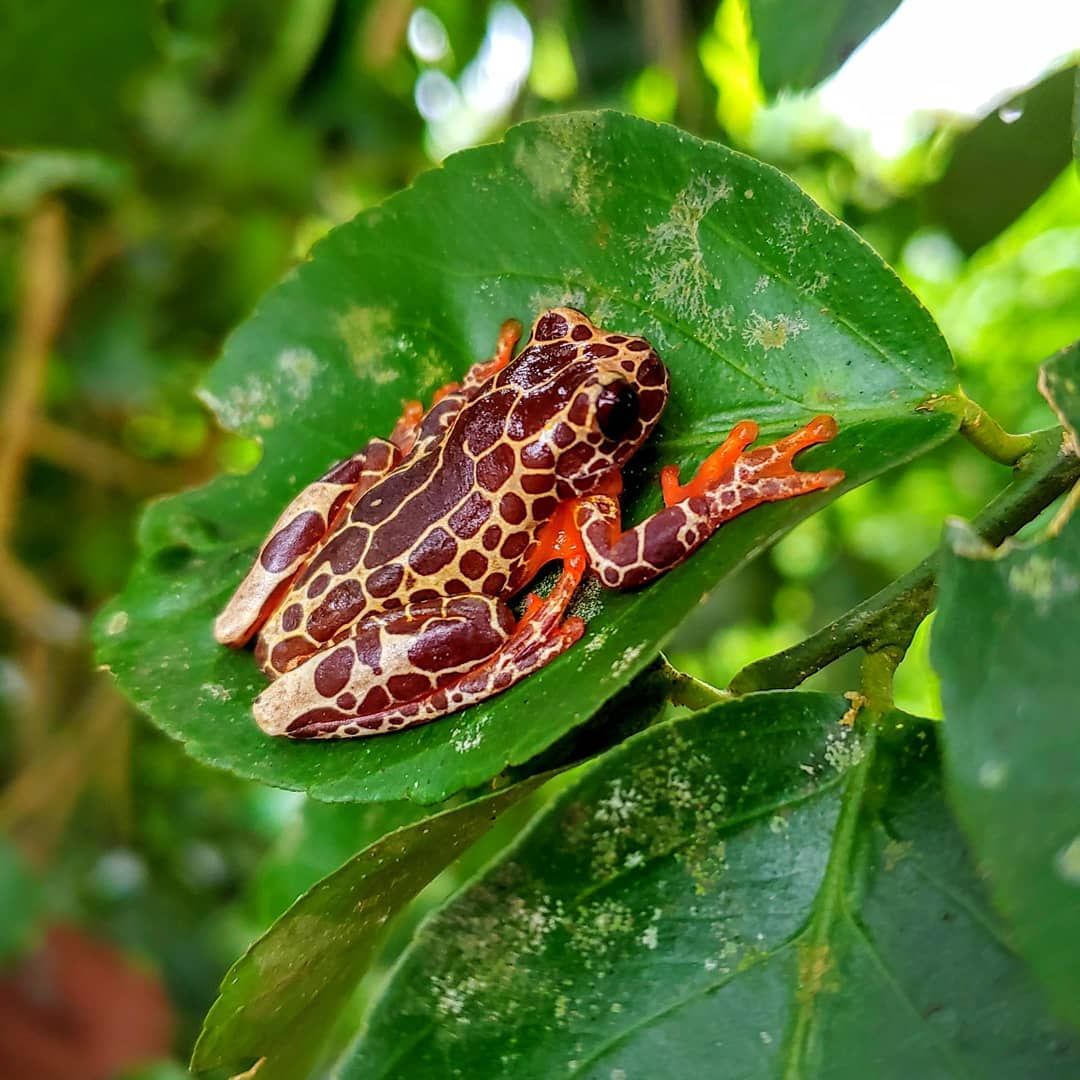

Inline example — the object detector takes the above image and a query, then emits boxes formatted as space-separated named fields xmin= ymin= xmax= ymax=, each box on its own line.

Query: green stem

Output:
xmin=729 ymin=426 xmax=1079 ymax=695
xmin=941 ymin=390 xmax=1038 ymax=466
xmin=859 ymin=648 xmax=900 ymax=717
xmin=656 ymin=655 xmax=732 ymax=710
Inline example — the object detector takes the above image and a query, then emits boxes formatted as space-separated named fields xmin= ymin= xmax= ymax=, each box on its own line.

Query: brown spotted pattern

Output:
xmin=250 ymin=308 xmax=666 ymax=680
xmin=214 ymin=437 xmax=401 ymax=646
xmin=217 ymin=308 xmax=843 ymax=740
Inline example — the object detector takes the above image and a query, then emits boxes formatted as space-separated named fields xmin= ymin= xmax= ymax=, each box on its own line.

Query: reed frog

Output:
xmin=216 ymin=308 xmax=842 ymax=738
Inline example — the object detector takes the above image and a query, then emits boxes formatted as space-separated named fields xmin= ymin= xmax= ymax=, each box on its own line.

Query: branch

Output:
xmin=954 ymin=390 xmax=1038 ymax=466
xmin=0 ymin=199 xmax=67 ymax=537
xmin=0 ymin=200 xmax=83 ymax=645
xmin=30 ymin=416 xmax=211 ymax=495
xmin=728 ymin=427 xmax=1080 ymax=694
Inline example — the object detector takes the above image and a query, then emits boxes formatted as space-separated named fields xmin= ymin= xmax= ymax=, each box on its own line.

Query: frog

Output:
xmin=215 ymin=308 xmax=843 ymax=739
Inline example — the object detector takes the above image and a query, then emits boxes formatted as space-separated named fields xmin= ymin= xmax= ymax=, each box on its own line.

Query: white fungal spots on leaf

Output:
xmin=978 ymin=760 xmax=1008 ymax=790
xmin=528 ymin=283 xmax=588 ymax=317
xmin=514 ymin=118 xmax=601 ymax=214
xmin=1008 ymin=553 xmax=1077 ymax=612
xmin=201 ymin=375 xmax=274 ymax=431
xmin=610 ymin=643 xmax=645 ymax=678
xmin=800 ymin=722 xmax=866 ymax=779
xmin=201 ymin=682 xmax=232 ymax=703
xmin=336 ymin=305 xmax=400 ymax=385
xmin=276 ymin=347 xmax=318 ymax=400
xmin=741 ymin=311 xmax=809 ymax=352
xmin=571 ymin=731 xmax=729 ymax=894
xmin=636 ymin=175 xmax=732 ymax=331
xmin=802 ymin=270 xmax=831 ymax=296
xmin=773 ymin=208 xmax=816 ymax=265
xmin=1054 ymin=836 xmax=1080 ymax=885
xmin=715 ymin=303 xmax=737 ymax=341
xmin=823 ymin=724 xmax=865 ymax=773
xmin=406 ymin=729 xmax=742 ymax=1046
xmin=452 ymin=718 xmax=485 ymax=753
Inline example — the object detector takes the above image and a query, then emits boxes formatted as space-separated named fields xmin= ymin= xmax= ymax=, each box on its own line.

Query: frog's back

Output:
xmin=254 ymin=380 xmax=539 ymax=673
xmin=254 ymin=307 xmax=667 ymax=677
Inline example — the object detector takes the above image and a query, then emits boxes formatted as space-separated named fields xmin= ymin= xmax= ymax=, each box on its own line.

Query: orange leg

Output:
xmin=466 ymin=317 xmax=523 ymax=386
xmin=392 ymin=318 xmax=524 ymax=453
xmin=577 ymin=415 xmax=844 ymax=590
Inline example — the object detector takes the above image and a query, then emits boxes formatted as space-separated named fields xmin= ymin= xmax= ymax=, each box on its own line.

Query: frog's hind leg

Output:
xmin=214 ymin=438 xmax=400 ymax=647
xmin=578 ymin=415 xmax=844 ymax=589
xmin=462 ymin=317 xmax=522 ymax=390
xmin=257 ymin=562 xmax=585 ymax=740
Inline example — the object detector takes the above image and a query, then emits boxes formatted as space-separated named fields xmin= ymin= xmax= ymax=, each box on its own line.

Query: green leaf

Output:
xmin=191 ymin=776 xmax=541 ymax=1079
xmin=1073 ymin=66 xmax=1079 ymax=165
xmin=247 ymin=797 xmax=427 ymax=929
xmin=96 ymin=111 xmax=958 ymax=804
xmin=1041 ymin=340 xmax=1080 ymax=441
xmin=933 ymin=343 xmax=1080 ymax=1030
xmin=0 ymin=0 xmax=159 ymax=151
xmin=749 ymin=0 xmax=901 ymax=95
xmin=342 ymin=696 xmax=1080 ymax=1078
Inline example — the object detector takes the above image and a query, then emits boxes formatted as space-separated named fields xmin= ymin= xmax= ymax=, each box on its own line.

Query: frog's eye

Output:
xmin=596 ymin=381 xmax=640 ymax=442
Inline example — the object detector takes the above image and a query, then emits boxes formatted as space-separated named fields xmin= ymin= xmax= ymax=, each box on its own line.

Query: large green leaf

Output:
xmin=191 ymin=776 xmax=542 ymax=1080
xmin=933 ymin=343 xmax=1080 ymax=1029
xmin=96 ymin=111 xmax=958 ymax=804
xmin=342 ymin=695 xmax=1080 ymax=1078
xmin=749 ymin=0 xmax=901 ymax=95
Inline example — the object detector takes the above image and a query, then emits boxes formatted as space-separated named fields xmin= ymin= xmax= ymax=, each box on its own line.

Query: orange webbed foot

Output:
xmin=661 ymin=415 xmax=843 ymax=508
xmin=661 ymin=420 xmax=759 ymax=506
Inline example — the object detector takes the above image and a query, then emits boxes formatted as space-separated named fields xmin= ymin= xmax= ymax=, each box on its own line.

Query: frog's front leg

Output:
xmin=254 ymin=569 xmax=582 ymax=739
xmin=214 ymin=438 xmax=400 ymax=646
xmin=390 ymin=318 xmax=523 ymax=458
xmin=577 ymin=415 xmax=844 ymax=588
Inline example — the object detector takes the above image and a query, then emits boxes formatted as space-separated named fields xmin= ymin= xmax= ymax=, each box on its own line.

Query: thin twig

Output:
xmin=0 ymin=548 xmax=83 ymax=644
xmin=928 ymin=389 xmax=1038 ymax=466
xmin=0 ymin=199 xmax=86 ymax=644
xmin=30 ymin=416 xmax=208 ymax=494
xmin=0 ymin=200 xmax=68 ymax=536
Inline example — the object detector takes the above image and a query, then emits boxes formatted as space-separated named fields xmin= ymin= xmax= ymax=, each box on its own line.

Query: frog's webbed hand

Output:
xmin=577 ymin=416 xmax=844 ymax=589
xmin=254 ymin=574 xmax=583 ymax=739
xmin=214 ymin=438 xmax=400 ymax=646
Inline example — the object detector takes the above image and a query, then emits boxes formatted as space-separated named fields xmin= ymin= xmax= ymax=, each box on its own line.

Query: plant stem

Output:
xmin=946 ymin=389 xmax=1038 ymax=466
xmin=728 ymin=426 xmax=1080 ymax=694
xmin=656 ymin=656 xmax=732 ymax=710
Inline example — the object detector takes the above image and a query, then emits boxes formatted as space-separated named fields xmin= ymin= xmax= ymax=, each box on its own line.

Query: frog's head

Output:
xmin=500 ymin=308 xmax=670 ymax=498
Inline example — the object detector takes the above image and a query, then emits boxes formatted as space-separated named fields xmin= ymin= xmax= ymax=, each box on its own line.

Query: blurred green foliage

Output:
xmin=0 ymin=0 xmax=1076 ymax=1071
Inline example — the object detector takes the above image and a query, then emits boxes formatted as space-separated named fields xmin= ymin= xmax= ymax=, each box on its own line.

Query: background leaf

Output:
xmin=191 ymin=776 xmax=541 ymax=1080
xmin=0 ymin=0 xmax=159 ymax=151
xmin=95 ymin=111 xmax=959 ymax=805
xmin=342 ymin=695 xmax=1080 ymax=1078
xmin=749 ymin=0 xmax=902 ymax=95
xmin=926 ymin=65 xmax=1078 ymax=254
xmin=933 ymin=342 xmax=1080 ymax=1029
xmin=0 ymin=838 xmax=38 ymax=963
